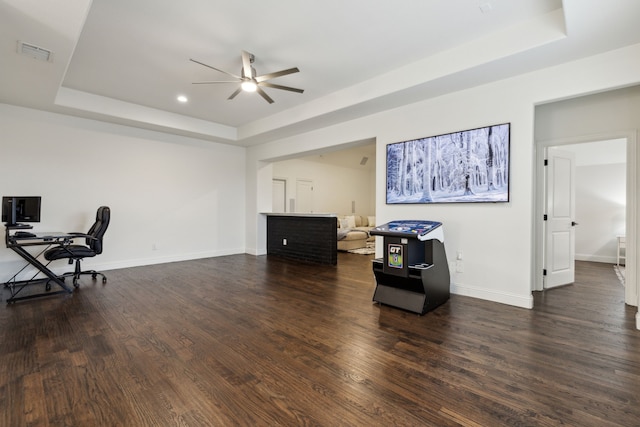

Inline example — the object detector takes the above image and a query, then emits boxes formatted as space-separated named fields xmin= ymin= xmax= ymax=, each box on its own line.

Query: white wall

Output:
xmin=272 ymin=158 xmax=375 ymax=216
xmin=535 ymin=85 xmax=640 ymax=142
xmin=0 ymin=104 xmax=246 ymax=280
xmin=575 ymin=162 xmax=626 ymax=262
xmin=247 ymin=42 xmax=640 ymax=309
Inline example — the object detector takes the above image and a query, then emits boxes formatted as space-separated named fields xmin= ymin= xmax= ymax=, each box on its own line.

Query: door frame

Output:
xmin=533 ymin=131 xmax=637 ymax=319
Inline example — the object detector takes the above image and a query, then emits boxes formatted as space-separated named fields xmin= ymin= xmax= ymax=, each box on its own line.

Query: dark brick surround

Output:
xmin=266 ymin=214 xmax=337 ymax=265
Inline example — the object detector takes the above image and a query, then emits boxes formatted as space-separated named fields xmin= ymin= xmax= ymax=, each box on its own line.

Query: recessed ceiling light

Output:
xmin=177 ymin=95 xmax=188 ymax=103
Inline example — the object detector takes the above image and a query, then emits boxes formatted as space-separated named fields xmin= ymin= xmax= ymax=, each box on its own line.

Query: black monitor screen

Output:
xmin=2 ymin=196 xmax=42 ymax=225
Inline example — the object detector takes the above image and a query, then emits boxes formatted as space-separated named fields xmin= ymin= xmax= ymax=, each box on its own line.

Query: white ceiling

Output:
xmin=2 ymin=0 xmax=640 ymax=147
xmin=298 ymin=140 xmax=378 ymax=172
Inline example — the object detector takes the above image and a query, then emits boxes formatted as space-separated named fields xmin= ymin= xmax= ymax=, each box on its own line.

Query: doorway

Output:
xmin=272 ymin=178 xmax=286 ymax=213
xmin=295 ymin=179 xmax=314 ymax=213
xmin=535 ymin=135 xmax=636 ymax=308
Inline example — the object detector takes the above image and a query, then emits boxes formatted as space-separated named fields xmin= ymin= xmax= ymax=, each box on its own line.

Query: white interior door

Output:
xmin=544 ymin=147 xmax=577 ymax=289
xmin=272 ymin=179 xmax=286 ymax=212
xmin=296 ymin=179 xmax=313 ymax=213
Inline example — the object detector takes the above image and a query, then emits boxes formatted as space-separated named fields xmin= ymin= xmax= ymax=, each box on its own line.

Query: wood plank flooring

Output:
xmin=1 ymin=255 xmax=638 ymax=426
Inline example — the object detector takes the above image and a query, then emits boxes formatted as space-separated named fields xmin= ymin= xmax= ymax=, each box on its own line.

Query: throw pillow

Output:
xmin=368 ymin=216 xmax=376 ymax=227
xmin=339 ymin=218 xmax=349 ymax=229
xmin=346 ymin=215 xmax=356 ymax=228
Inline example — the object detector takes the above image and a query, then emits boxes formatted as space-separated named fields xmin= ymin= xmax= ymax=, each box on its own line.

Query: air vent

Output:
xmin=17 ymin=41 xmax=53 ymax=62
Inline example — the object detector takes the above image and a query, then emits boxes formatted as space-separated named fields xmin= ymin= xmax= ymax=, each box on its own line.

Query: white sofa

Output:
xmin=337 ymin=214 xmax=375 ymax=251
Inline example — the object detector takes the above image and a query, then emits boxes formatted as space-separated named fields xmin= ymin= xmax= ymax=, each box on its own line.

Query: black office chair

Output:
xmin=44 ymin=206 xmax=110 ymax=287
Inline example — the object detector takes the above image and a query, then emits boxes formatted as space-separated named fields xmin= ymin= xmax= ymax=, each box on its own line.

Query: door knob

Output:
xmin=571 ymin=221 xmax=579 ymax=226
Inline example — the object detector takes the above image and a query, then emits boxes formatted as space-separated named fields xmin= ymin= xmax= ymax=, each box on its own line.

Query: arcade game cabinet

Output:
xmin=370 ymin=220 xmax=450 ymax=315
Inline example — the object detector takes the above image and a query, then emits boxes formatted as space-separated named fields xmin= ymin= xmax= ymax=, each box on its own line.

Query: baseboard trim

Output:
xmin=451 ymin=282 xmax=534 ymax=309
xmin=55 ymin=248 xmax=247 ymax=274
xmin=0 ymin=248 xmax=253 ymax=283
xmin=575 ymin=254 xmax=616 ymax=264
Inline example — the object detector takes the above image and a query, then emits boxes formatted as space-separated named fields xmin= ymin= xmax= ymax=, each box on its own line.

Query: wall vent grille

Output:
xmin=17 ymin=41 xmax=53 ymax=62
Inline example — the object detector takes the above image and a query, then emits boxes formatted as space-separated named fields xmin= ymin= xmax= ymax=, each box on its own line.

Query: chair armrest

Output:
xmin=67 ymin=232 xmax=98 ymax=240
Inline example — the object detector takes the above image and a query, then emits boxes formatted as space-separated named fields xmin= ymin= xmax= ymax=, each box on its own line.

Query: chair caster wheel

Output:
xmin=45 ymin=282 xmax=51 ymax=291
xmin=102 ymin=278 xmax=107 ymax=283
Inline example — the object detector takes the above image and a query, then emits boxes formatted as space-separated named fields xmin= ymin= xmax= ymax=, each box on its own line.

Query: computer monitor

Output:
xmin=1 ymin=196 xmax=42 ymax=226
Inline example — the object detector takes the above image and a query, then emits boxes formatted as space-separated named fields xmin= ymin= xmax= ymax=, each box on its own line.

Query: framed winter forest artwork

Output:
xmin=386 ymin=123 xmax=510 ymax=204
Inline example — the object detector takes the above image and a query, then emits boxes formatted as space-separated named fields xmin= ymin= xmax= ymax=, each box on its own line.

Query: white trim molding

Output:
xmin=451 ymin=282 xmax=534 ymax=309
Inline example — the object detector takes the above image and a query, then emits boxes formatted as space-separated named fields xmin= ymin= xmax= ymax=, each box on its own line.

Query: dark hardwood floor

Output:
xmin=1 ymin=255 xmax=638 ymax=426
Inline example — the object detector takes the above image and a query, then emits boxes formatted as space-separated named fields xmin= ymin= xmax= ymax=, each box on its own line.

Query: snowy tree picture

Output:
xmin=386 ymin=123 xmax=510 ymax=204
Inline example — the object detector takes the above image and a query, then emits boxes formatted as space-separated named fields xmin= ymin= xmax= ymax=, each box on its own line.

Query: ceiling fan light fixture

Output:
xmin=241 ymin=80 xmax=257 ymax=92
xmin=191 ymin=51 xmax=303 ymax=103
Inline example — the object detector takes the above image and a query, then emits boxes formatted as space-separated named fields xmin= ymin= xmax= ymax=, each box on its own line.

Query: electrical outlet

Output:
xmin=456 ymin=260 xmax=464 ymax=273
xmin=457 ymin=251 xmax=463 ymax=260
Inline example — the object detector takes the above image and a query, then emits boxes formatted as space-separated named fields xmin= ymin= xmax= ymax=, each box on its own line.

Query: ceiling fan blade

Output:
xmin=192 ymin=81 xmax=240 ymax=84
xmin=256 ymin=87 xmax=274 ymax=104
xmin=258 ymin=82 xmax=304 ymax=93
xmin=241 ymin=50 xmax=254 ymax=79
xmin=190 ymin=58 xmax=241 ymax=79
xmin=255 ymin=67 xmax=300 ymax=83
xmin=227 ymin=87 xmax=242 ymax=100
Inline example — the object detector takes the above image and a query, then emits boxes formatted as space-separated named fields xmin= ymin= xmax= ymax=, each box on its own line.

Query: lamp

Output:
xmin=241 ymin=80 xmax=257 ymax=92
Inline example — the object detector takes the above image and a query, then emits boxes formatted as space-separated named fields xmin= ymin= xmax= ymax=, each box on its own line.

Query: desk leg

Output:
xmin=6 ymin=245 xmax=73 ymax=303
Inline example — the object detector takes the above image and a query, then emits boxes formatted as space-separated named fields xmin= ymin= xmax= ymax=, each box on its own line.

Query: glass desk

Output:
xmin=4 ymin=229 xmax=78 ymax=303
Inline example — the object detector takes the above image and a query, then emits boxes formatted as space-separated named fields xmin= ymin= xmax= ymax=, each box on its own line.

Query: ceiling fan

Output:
xmin=190 ymin=50 xmax=304 ymax=104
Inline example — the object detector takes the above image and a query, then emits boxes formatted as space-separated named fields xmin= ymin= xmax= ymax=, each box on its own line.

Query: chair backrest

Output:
xmin=86 ymin=206 xmax=110 ymax=254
